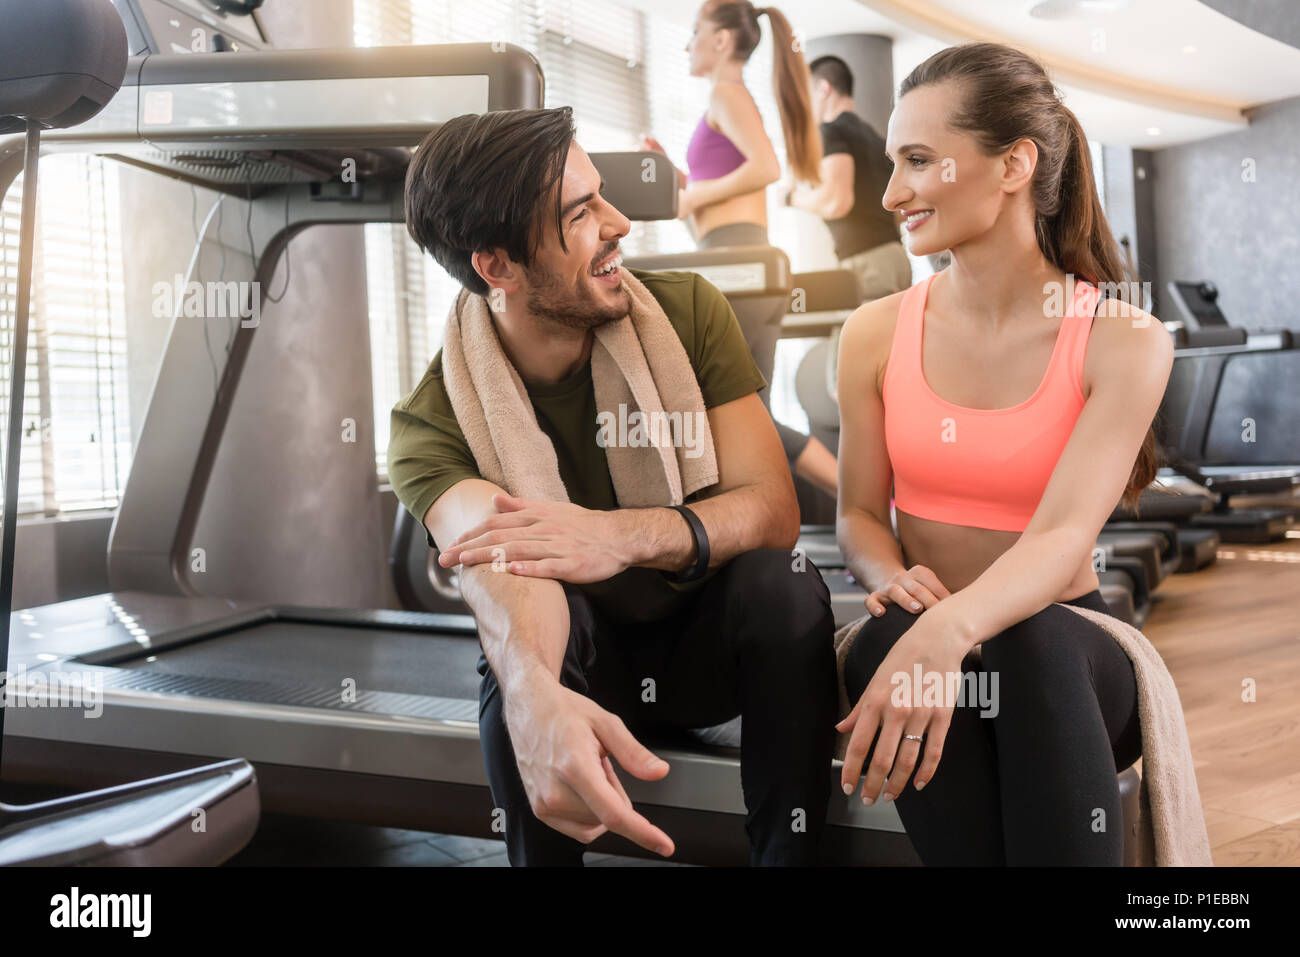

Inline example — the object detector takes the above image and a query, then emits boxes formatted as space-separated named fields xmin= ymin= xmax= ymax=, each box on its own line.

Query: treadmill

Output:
xmin=1 ymin=0 xmax=260 ymax=866
xmin=1150 ymin=280 xmax=1300 ymax=542
xmin=0 ymin=39 xmax=942 ymax=866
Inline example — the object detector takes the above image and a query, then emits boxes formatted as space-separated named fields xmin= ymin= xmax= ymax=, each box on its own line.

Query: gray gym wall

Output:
xmin=1149 ymin=93 xmax=1300 ymax=332
xmin=803 ymin=34 xmax=895 ymax=139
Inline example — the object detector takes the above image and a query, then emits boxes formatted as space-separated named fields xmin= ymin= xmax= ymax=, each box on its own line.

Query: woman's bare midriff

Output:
xmin=895 ymin=508 xmax=1100 ymax=602
xmin=689 ymin=187 xmax=768 ymax=241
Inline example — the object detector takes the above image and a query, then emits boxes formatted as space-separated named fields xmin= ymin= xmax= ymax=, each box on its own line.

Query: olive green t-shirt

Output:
xmin=387 ymin=267 xmax=768 ymax=624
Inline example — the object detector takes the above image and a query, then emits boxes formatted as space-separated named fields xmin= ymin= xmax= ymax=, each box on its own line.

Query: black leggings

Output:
xmin=477 ymin=549 xmax=839 ymax=866
xmin=843 ymin=589 xmax=1143 ymax=865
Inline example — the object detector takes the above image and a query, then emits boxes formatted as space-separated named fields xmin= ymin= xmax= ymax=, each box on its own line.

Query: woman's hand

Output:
xmin=865 ymin=564 xmax=951 ymax=617
xmin=780 ymin=173 xmax=797 ymax=207
xmin=640 ymin=133 xmax=687 ymax=190
xmin=676 ymin=185 xmax=698 ymax=221
xmin=638 ymin=133 xmax=667 ymax=155
xmin=837 ymin=610 xmax=971 ymax=803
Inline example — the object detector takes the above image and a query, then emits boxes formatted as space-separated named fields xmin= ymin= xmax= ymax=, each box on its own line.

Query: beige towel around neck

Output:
xmin=832 ymin=604 xmax=1213 ymax=867
xmin=441 ymin=268 xmax=718 ymax=506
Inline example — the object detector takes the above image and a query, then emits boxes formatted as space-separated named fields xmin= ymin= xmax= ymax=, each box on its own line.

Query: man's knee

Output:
xmin=718 ymin=551 xmax=836 ymax=683
xmin=723 ymin=548 xmax=833 ymax=630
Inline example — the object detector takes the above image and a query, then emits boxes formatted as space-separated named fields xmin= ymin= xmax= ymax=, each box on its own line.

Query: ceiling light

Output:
xmin=1146 ymin=126 xmax=1161 ymax=136
xmin=1182 ymin=44 xmax=1197 ymax=53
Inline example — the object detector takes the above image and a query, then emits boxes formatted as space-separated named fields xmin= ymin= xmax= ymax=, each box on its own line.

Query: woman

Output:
xmin=640 ymin=0 xmax=838 ymax=497
xmin=834 ymin=42 xmax=1174 ymax=865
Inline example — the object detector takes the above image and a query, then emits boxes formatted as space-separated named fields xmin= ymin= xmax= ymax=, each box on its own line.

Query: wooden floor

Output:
xmin=1141 ymin=523 xmax=1300 ymax=866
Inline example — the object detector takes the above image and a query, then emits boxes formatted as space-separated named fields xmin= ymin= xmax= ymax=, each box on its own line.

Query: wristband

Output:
xmin=665 ymin=504 xmax=710 ymax=583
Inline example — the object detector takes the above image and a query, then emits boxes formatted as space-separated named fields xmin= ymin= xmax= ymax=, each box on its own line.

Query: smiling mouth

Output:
xmin=591 ymin=251 xmax=623 ymax=280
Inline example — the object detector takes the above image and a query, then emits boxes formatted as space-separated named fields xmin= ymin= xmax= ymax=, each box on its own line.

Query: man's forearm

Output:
xmin=458 ymin=562 xmax=570 ymax=699
xmin=618 ymin=480 xmax=797 ymax=574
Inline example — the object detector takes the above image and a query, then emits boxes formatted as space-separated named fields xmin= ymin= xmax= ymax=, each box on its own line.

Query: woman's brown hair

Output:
xmin=702 ymin=1 xmax=822 ymax=185
xmin=900 ymin=41 xmax=1162 ymax=511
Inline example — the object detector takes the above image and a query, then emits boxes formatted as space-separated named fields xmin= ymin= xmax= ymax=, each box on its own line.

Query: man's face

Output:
xmin=521 ymin=142 xmax=633 ymax=331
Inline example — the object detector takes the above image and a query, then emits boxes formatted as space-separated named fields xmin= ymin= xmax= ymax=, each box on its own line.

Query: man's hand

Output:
xmin=507 ymin=673 xmax=675 ymax=855
xmin=437 ymin=493 xmax=635 ymax=583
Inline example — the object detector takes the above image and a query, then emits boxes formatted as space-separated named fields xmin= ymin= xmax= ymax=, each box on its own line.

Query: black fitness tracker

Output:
xmin=666 ymin=504 xmax=710 ymax=583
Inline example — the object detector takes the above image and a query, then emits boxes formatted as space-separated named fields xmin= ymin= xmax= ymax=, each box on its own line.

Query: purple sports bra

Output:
xmin=685 ymin=112 xmax=745 ymax=183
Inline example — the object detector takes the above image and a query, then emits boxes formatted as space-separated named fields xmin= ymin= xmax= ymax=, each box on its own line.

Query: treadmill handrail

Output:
xmin=0 ymin=758 xmax=252 ymax=823
xmin=0 ymin=42 xmax=545 ymax=163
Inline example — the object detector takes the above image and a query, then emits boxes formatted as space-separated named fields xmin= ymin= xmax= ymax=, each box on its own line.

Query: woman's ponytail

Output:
xmin=757 ymin=6 xmax=822 ymax=185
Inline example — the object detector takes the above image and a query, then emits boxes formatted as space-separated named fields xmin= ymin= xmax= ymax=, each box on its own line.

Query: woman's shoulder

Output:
xmin=842 ymin=285 xmax=911 ymax=343
xmin=840 ymin=286 xmax=913 ymax=396
xmin=1082 ymin=291 xmax=1174 ymax=396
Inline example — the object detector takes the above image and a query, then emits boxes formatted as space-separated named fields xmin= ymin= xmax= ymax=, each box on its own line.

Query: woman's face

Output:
xmin=882 ymin=82 xmax=1034 ymax=258
xmin=686 ymin=9 xmax=727 ymax=77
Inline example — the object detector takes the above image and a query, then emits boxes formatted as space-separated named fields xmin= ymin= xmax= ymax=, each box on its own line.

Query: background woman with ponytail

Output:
xmin=834 ymin=42 xmax=1175 ymax=865
xmin=640 ymin=0 xmax=839 ymax=497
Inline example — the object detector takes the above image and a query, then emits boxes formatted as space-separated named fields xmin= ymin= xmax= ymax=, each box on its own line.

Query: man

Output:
xmin=389 ymin=106 xmax=838 ymax=866
xmin=787 ymin=55 xmax=914 ymax=300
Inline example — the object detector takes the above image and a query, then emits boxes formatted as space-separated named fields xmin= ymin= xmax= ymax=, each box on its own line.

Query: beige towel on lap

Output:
xmin=442 ymin=268 xmax=718 ymax=504
xmin=832 ymin=604 xmax=1213 ymax=867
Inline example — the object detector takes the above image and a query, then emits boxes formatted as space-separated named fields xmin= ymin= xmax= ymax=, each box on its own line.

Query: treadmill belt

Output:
xmin=117 ymin=622 xmax=484 ymax=705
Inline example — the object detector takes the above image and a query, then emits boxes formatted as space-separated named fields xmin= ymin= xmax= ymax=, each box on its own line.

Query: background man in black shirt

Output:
xmin=787 ymin=55 xmax=914 ymax=301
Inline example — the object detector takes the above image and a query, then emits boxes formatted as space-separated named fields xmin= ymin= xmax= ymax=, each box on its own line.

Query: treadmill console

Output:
xmin=111 ymin=0 xmax=268 ymax=56
xmin=1166 ymin=280 xmax=1229 ymax=329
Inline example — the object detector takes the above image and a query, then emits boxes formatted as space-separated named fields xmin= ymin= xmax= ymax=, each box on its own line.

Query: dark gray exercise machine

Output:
xmin=1148 ymin=279 xmax=1300 ymax=543
xmin=0 ymin=0 xmax=259 ymax=867
xmin=111 ymin=0 xmax=271 ymax=56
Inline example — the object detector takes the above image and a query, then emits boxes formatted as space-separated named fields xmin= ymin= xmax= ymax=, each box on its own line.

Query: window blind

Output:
xmin=0 ymin=155 xmax=130 ymax=520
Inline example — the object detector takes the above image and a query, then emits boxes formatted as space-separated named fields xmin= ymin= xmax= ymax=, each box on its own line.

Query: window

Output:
xmin=0 ymin=155 xmax=130 ymax=518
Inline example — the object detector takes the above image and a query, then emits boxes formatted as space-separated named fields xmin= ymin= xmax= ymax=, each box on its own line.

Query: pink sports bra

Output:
xmin=685 ymin=112 xmax=745 ymax=183
xmin=883 ymin=273 xmax=1102 ymax=533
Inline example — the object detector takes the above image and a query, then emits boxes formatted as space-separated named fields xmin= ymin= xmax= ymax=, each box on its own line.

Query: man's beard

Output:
xmin=523 ymin=260 xmax=629 ymax=331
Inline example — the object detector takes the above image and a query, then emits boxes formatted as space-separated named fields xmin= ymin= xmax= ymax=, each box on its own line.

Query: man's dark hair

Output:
xmin=809 ymin=55 xmax=854 ymax=98
xmin=404 ymin=107 xmax=577 ymax=296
